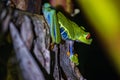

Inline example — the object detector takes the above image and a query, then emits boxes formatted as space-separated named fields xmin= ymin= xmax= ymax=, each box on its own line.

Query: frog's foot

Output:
xmin=67 ymin=51 xmax=70 ymax=57
xmin=69 ymin=54 xmax=79 ymax=66
xmin=74 ymin=53 xmax=78 ymax=57
xmin=50 ymin=43 xmax=54 ymax=50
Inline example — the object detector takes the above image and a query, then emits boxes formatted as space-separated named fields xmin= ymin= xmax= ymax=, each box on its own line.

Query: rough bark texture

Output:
xmin=0 ymin=2 xmax=86 ymax=80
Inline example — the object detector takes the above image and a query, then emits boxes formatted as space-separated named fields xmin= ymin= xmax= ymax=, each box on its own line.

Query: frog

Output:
xmin=42 ymin=3 xmax=92 ymax=65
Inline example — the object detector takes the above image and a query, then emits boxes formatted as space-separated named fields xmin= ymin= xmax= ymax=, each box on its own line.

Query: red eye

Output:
xmin=86 ymin=33 xmax=91 ymax=39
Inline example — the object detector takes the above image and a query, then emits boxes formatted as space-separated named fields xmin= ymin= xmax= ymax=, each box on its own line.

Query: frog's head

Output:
xmin=76 ymin=26 xmax=93 ymax=45
xmin=43 ymin=3 xmax=51 ymax=8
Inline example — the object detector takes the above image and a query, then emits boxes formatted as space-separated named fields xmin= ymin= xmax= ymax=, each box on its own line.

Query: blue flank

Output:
xmin=60 ymin=27 xmax=64 ymax=33
xmin=60 ymin=27 xmax=68 ymax=40
xmin=62 ymin=32 xmax=68 ymax=39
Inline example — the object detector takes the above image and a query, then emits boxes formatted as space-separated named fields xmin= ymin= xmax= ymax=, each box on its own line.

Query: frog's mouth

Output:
xmin=78 ymin=33 xmax=93 ymax=45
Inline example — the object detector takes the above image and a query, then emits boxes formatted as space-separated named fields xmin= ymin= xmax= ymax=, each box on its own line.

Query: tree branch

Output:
xmin=0 ymin=4 xmax=87 ymax=80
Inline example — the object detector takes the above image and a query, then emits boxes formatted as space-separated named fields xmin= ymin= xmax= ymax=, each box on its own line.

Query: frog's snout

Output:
xmin=86 ymin=33 xmax=91 ymax=39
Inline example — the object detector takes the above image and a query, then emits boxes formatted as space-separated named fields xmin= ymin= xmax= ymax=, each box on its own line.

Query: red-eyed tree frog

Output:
xmin=42 ymin=3 xmax=92 ymax=65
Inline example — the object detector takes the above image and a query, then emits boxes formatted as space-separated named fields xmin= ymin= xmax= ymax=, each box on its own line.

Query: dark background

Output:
xmin=73 ymin=8 xmax=120 ymax=80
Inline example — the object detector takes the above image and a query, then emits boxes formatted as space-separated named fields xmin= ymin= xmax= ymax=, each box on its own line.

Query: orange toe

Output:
xmin=67 ymin=51 xmax=70 ymax=57
xmin=50 ymin=43 xmax=54 ymax=50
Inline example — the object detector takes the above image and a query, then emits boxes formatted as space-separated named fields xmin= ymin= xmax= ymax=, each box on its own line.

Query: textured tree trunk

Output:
xmin=0 ymin=2 xmax=86 ymax=80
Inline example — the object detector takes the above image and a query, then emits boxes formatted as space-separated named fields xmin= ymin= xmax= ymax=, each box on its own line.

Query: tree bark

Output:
xmin=0 ymin=3 xmax=86 ymax=80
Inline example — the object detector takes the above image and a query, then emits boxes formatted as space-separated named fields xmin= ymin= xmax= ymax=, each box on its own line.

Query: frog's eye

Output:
xmin=80 ymin=26 xmax=86 ymax=30
xmin=86 ymin=33 xmax=91 ymax=39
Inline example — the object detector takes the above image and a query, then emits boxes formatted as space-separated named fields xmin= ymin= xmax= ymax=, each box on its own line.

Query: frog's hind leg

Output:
xmin=67 ymin=40 xmax=79 ymax=65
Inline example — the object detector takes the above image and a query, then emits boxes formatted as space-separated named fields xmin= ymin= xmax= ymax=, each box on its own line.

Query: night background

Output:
xmin=74 ymin=11 xmax=120 ymax=80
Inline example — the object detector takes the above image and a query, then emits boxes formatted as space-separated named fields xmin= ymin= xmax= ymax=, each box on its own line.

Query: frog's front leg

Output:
xmin=67 ymin=40 xmax=79 ymax=65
